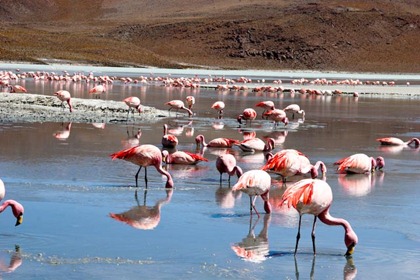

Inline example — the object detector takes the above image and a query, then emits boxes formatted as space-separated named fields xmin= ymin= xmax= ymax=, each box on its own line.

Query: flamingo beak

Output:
xmin=15 ymin=215 xmax=23 ymax=226
xmin=345 ymin=243 xmax=356 ymax=256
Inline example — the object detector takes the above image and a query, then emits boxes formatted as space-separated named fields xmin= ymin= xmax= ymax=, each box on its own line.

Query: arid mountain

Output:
xmin=1 ymin=0 xmax=419 ymax=72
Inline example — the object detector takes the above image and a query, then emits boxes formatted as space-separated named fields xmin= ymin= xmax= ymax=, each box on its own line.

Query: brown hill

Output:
xmin=1 ymin=0 xmax=419 ymax=72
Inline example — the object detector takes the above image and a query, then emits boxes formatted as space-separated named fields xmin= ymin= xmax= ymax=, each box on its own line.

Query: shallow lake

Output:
xmin=0 ymin=64 xmax=419 ymax=279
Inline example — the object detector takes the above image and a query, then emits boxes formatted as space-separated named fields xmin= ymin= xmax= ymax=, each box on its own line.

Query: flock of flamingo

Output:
xmin=1 ymin=68 xmax=419 ymax=259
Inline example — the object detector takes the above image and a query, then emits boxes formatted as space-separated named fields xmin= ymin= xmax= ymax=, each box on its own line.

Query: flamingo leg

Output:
xmin=311 ymin=215 xmax=318 ymax=255
xmin=135 ymin=166 xmax=143 ymax=188
xmin=144 ymin=167 xmax=148 ymax=188
xmin=251 ymin=196 xmax=260 ymax=218
xmin=295 ymin=215 xmax=303 ymax=255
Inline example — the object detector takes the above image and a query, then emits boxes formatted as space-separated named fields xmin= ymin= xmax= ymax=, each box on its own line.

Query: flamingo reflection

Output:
xmin=231 ymin=214 xmax=271 ymax=263
xmin=53 ymin=122 xmax=72 ymax=141
xmin=293 ymin=255 xmax=357 ymax=280
xmin=109 ymin=189 xmax=172 ymax=230
xmin=215 ymin=184 xmax=242 ymax=209
xmin=338 ymin=172 xmax=385 ymax=197
xmin=0 ymin=245 xmax=22 ymax=275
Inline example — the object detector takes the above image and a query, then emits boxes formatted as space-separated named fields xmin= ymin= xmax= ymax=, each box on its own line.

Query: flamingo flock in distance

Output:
xmin=4 ymin=66 xmax=415 ymax=258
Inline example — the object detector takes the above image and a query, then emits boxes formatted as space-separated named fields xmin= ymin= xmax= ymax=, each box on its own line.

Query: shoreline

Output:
xmin=0 ymin=93 xmax=170 ymax=124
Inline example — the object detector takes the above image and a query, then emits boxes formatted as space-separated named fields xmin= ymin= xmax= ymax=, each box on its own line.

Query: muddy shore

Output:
xmin=0 ymin=93 xmax=171 ymax=124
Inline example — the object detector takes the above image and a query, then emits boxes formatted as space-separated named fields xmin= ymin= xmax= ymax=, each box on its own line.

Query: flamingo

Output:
xmin=211 ymin=101 xmax=225 ymax=117
xmin=235 ymin=137 xmax=275 ymax=153
xmin=216 ymin=154 xmax=243 ymax=183
xmin=261 ymin=149 xmax=327 ymax=184
xmin=89 ymin=83 xmax=106 ymax=98
xmin=186 ymin=96 xmax=195 ymax=110
xmin=263 ymin=109 xmax=289 ymax=127
xmin=255 ymin=101 xmax=275 ymax=118
xmin=162 ymin=150 xmax=208 ymax=165
xmin=195 ymin=134 xmax=239 ymax=148
xmin=334 ymin=153 xmax=385 ymax=174
xmin=232 ymin=170 xmax=272 ymax=217
xmin=165 ymin=100 xmax=193 ymax=116
xmin=284 ymin=104 xmax=305 ymax=119
xmin=54 ymin=90 xmax=73 ymax=112
xmin=109 ymin=189 xmax=173 ymax=230
xmin=237 ymin=108 xmax=257 ymax=125
xmin=162 ymin=124 xmax=178 ymax=149
xmin=0 ymin=179 xmax=24 ymax=226
xmin=280 ymin=178 xmax=358 ymax=255
xmin=8 ymin=85 xmax=27 ymax=93
xmin=376 ymin=137 xmax=420 ymax=147
xmin=110 ymin=144 xmax=174 ymax=189
xmin=123 ymin=96 xmax=142 ymax=120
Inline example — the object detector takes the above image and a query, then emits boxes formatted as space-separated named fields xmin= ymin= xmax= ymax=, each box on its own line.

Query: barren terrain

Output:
xmin=1 ymin=0 xmax=420 ymax=73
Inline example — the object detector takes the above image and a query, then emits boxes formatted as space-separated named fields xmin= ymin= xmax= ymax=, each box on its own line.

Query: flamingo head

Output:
xmin=375 ymin=156 xmax=385 ymax=170
xmin=195 ymin=135 xmax=204 ymax=146
xmin=237 ymin=115 xmax=243 ymax=124
xmin=344 ymin=229 xmax=358 ymax=256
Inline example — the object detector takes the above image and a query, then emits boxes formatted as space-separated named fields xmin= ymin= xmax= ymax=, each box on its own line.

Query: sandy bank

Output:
xmin=0 ymin=93 xmax=171 ymax=123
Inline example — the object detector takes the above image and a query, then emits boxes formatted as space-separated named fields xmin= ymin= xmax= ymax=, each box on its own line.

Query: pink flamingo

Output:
xmin=162 ymin=124 xmax=178 ymax=149
xmin=109 ymin=189 xmax=173 ymax=230
xmin=237 ymin=108 xmax=257 ymax=125
xmin=280 ymin=178 xmax=358 ymax=255
xmin=232 ymin=170 xmax=272 ymax=217
xmin=89 ymin=83 xmax=106 ymax=98
xmin=195 ymin=134 xmax=239 ymax=148
xmin=123 ymin=96 xmax=142 ymax=120
xmin=216 ymin=154 xmax=243 ymax=183
xmin=261 ymin=149 xmax=326 ymax=184
xmin=334 ymin=153 xmax=385 ymax=174
xmin=376 ymin=137 xmax=420 ymax=147
xmin=0 ymin=179 xmax=24 ymax=226
xmin=235 ymin=137 xmax=275 ymax=153
xmin=165 ymin=100 xmax=193 ymax=117
xmin=263 ymin=109 xmax=289 ymax=127
xmin=255 ymin=101 xmax=275 ymax=118
xmin=110 ymin=144 xmax=174 ymax=188
xmin=8 ymin=85 xmax=27 ymax=93
xmin=162 ymin=150 xmax=208 ymax=165
xmin=283 ymin=104 xmax=305 ymax=119
xmin=186 ymin=96 xmax=195 ymax=110
xmin=211 ymin=101 xmax=225 ymax=117
xmin=54 ymin=90 xmax=73 ymax=112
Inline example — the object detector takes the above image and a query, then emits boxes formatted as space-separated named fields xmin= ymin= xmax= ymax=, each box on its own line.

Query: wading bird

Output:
xmin=216 ymin=154 xmax=243 ymax=184
xmin=162 ymin=150 xmax=208 ymax=165
xmin=280 ymin=178 xmax=358 ymax=255
xmin=284 ymin=104 xmax=305 ymax=119
xmin=376 ymin=137 xmax=420 ymax=147
xmin=211 ymin=101 xmax=225 ymax=118
xmin=334 ymin=153 xmax=385 ymax=174
xmin=165 ymin=100 xmax=193 ymax=117
xmin=54 ymin=90 xmax=73 ymax=112
xmin=124 ymin=96 xmax=142 ymax=120
xmin=195 ymin=134 xmax=239 ymax=148
xmin=162 ymin=124 xmax=179 ymax=149
xmin=232 ymin=170 xmax=272 ymax=217
xmin=237 ymin=108 xmax=257 ymax=125
xmin=110 ymin=144 xmax=174 ymax=189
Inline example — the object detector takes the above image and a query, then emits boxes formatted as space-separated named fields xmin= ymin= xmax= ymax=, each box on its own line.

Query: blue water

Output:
xmin=0 ymin=64 xmax=419 ymax=279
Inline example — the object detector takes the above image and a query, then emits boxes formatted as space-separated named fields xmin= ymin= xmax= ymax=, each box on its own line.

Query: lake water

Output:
xmin=0 ymin=64 xmax=420 ymax=279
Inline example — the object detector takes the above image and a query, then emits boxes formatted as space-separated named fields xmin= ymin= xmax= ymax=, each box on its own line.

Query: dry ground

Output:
xmin=1 ymin=0 xmax=420 ymax=73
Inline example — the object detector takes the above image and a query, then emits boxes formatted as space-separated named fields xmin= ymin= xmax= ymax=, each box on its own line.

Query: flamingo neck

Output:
xmin=318 ymin=208 xmax=351 ymax=230
xmin=0 ymin=200 xmax=21 ymax=217
xmin=67 ymin=100 xmax=73 ymax=112
xmin=408 ymin=138 xmax=420 ymax=147
xmin=155 ymin=165 xmax=174 ymax=188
